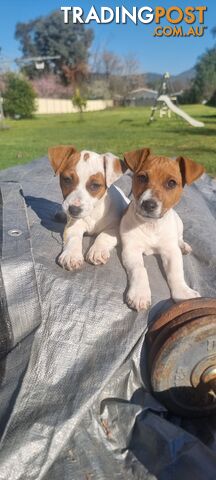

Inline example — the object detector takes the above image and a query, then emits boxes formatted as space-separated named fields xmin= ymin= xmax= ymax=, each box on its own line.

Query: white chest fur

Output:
xmin=121 ymin=201 xmax=182 ymax=254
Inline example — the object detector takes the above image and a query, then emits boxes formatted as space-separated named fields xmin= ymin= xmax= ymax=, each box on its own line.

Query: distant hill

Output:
xmin=91 ymin=67 xmax=196 ymax=92
xmin=175 ymin=67 xmax=196 ymax=81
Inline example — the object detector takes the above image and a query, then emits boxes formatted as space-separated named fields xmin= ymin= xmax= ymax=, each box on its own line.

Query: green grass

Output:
xmin=0 ymin=105 xmax=216 ymax=173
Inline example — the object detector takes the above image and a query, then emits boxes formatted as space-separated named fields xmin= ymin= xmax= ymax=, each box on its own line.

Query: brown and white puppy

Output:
xmin=48 ymin=145 xmax=128 ymax=270
xmin=120 ymin=148 xmax=205 ymax=311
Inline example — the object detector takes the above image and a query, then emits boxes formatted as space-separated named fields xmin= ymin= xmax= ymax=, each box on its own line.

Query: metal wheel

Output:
xmin=147 ymin=298 xmax=216 ymax=416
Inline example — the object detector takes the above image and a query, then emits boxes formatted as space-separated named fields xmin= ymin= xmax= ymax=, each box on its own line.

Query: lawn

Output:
xmin=0 ymin=104 xmax=216 ymax=173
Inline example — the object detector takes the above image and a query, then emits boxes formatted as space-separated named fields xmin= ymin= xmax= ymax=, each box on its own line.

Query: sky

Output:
xmin=0 ymin=0 xmax=215 ymax=75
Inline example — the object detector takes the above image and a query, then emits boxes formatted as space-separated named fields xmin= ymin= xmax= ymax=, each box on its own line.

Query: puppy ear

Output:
xmin=124 ymin=148 xmax=151 ymax=172
xmin=48 ymin=145 xmax=77 ymax=175
xmin=103 ymin=153 xmax=126 ymax=188
xmin=176 ymin=156 xmax=205 ymax=185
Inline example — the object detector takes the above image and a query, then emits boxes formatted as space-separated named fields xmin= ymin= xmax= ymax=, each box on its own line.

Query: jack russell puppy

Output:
xmin=48 ymin=145 xmax=127 ymax=270
xmin=120 ymin=148 xmax=205 ymax=311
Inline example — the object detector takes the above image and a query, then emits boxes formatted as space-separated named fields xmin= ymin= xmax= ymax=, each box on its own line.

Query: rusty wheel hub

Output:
xmin=146 ymin=298 xmax=216 ymax=417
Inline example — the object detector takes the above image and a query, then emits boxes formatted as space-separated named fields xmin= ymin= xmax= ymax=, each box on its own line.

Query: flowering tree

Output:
xmin=32 ymin=75 xmax=72 ymax=98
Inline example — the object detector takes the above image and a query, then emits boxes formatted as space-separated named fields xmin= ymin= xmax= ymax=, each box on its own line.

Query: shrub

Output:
xmin=178 ymin=86 xmax=202 ymax=105
xmin=207 ymin=90 xmax=216 ymax=107
xmin=72 ymin=88 xmax=87 ymax=119
xmin=3 ymin=73 xmax=36 ymax=118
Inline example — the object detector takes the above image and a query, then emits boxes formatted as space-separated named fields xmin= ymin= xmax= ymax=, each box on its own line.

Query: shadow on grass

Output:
xmin=119 ymin=118 xmax=133 ymax=124
xmin=175 ymin=147 xmax=216 ymax=156
xmin=187 ymin=128 xmax=216 ymax=137
xmin=165 ymin=127 xmax=216 ymax=137
xmin=131 ymin=123 xmax=148 ymax=127
xmin=198 ymin=115 xmax=216 ymax=119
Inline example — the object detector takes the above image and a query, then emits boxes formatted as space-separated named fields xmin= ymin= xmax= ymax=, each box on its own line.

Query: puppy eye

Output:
xmin=89 ymin=183 xmax=101 ymax=191
xmin=62 ymin=176 xmax=72 ymax=185
xmin=138 ymin=174 xmax=148 ymax=184
xmin=166 ymin=179 xmax=177 ymax=189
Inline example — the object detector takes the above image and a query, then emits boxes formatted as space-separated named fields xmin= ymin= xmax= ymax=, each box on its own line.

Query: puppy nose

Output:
xmin=68 ymin=205 xmax=82 ymax=217
xmin=73 ymin=198 xmax=81 ymax=206
xmin=141 ymin=199 xmax=157 ymax=212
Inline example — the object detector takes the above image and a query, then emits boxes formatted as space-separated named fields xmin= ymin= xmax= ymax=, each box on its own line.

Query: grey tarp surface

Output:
xmin=0 ymin=157 xmax=216 ymax=480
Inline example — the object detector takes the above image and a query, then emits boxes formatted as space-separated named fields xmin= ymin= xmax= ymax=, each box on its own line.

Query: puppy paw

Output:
xmin=86 ymin=245 xmax=110 ymax=265
xmin=58 ymin=251 xmax=84 ymax=271
xmin=180 ymin=241 xmax=192 ymax=255
xmin=127 ymin=287 xmax=151 ymax=312
xmin=172 ymin=285 xmax=201 ymax=302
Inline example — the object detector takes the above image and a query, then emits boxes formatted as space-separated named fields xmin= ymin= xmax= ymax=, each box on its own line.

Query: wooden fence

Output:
xmin=36 ymin=98 xmax=113 ymax=114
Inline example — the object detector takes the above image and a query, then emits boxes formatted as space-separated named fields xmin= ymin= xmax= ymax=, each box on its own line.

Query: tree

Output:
xmin=3 ymin=73 xmax=36 ymax=118
xmin=120 ymin=53 xmax=141 ymax=97
xmin=182 ymin=47 xmax=216 ymax=103
xmin=90 ymin=49 xmax=142 ymax=100
xmin=15 ymin=11 xmax=94 ymax=83
xmin=62 ymin=62 xmax=89 ymax=89
xmin=206 ymin=26 xmax=216 ymax=105
xmin=179 ymin=27 xmax=216 ymax=104
xmin=192 ymin=47 xmax=216 ymax=101
xmin=101 ymin=51 xmax=123 ymax=79
xmin=31 ymin=74 xmax=72 ymax=98
xmin=101 ymin=51 xmax=123 ymax=98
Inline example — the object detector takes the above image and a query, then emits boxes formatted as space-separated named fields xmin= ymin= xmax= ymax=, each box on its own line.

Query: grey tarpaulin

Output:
xmin=0 ymin=157 xmax=216 ymax=480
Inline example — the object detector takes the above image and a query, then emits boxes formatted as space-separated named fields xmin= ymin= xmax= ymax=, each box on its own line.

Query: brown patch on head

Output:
xmin=113 ymin=157 xmax=127 ymax=175
xmin=176 ymin=156 xmax=205 ymax=185
xmin=124 ymin=148 xmax=151 ymax=172
xmin=86 ymin=172 xmax=106 ymax=199
xmin=48 ymin=145 xmax=78 ymax=174
xmin=83 ymin=152 xmax=90 ymax=161
xmin=48 ymin=145 xmax=81 ymax=199
xmin=60 ymin=169 xmax=80 ymax=199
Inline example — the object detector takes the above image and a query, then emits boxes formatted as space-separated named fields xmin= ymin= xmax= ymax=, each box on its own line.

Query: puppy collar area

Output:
xmin=61 ymin=5 xmax=207 ymax=25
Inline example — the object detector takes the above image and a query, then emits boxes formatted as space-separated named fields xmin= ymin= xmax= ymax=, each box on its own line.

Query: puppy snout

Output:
xmin=68 ymin=205 xmax=82 ymax=217
xmin=141 ymin=199 xmax=157 ymax=212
